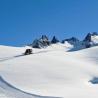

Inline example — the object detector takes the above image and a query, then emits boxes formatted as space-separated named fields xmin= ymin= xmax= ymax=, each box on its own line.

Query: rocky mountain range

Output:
xmin=30 ymin=32 xmax=98 ymax=51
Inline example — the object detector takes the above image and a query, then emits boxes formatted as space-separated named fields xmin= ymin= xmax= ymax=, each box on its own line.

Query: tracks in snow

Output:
xmin=0 ymin=76 xmax=61 ymax=98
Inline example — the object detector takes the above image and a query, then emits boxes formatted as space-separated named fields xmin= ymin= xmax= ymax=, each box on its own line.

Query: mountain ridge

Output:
xmin=30 ymin=32 xmax=98 ymax=51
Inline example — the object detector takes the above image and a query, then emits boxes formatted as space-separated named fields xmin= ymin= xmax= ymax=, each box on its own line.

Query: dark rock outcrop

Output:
xmin=62 ymin=37 xmax=79 ymax=45
xmin=31 ymin=35 xmax=50 ymax=48
xmin=84 ymin=33 xmax=92 ymax=42
xmin=51 ymin=36 xmax=59 ymax=44
xmin=29 ymin=32 xmax=98 ymax=50
xmin=83 ymin=32 xmax=98 ymax=48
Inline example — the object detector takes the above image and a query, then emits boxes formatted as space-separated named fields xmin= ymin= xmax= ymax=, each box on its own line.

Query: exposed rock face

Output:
xmin=83 ymin=32 xmax=98 ymax=48
xmin=83 ymin=33 xmax=92 ymax=48
xmin=29 ymin=32 xmax=98 ymax=50
xmin=31 ymin=39 xmax=42 ymax=48
xmin=62 ymin=37 xmax=79 ymax=45
xmin=62 ymin=32 xmax=98 ymax=51
xmin=40 ymin=35 xmax=50 ymax=46
xmin=31 ymin=35 xmax=50 ymax=48
xmin=84 ymin=33 xmax=92 ymax=42
xmin=51 ymin=36 xmax=59 ymax=44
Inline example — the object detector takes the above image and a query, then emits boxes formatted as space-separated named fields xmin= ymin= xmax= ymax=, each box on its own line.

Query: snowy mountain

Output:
xmin=0 ymin=43 xmax=98 ymax=98
xmin=30 ymin=35 xmax=50 ymax=48
xmin=83 ymin=32 xmax=98 ymax=47
xmin=30 ymin=32 xmax=98 ymax=51
xmin=63 ymin=32 xmax=98 ymax=51
xmin=62 ymin=37 xmax=79 ymax=45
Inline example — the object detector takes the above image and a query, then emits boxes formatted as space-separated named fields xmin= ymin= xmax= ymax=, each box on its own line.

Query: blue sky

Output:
xmin=0 ymin=0 xmax=98 ymax=46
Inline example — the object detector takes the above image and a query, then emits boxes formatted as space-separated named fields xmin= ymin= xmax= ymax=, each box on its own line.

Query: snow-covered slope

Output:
xmin=0 ymin=44 xmax=98 ymax=98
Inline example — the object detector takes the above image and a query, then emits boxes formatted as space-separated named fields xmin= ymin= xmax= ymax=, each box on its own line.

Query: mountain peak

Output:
xmin=41 ymin=35 xmax=49 ymax=41
xmin=29 ymin=32 xmax=98 ymax=51
xmin=51 ymin=36 xmax=59 ymax=44
xmin=84 ymin=32 xmax=98 ymax=42
xmin=62 ymin=37 xmax=79 ymax=45
xmin=84 ymin=33 xmax=92 ymax=42
xmin=30 ymin=35 xmax=50 ymax=48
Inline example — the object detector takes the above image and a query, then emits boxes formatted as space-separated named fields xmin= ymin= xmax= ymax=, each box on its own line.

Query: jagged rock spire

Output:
xmin=84 ymin=33 xmax=92 ymax=42
xmin=31 ymin=35 xmax=50 ymax=48
xmin=51 ymin=36 xmax=59 ymax=44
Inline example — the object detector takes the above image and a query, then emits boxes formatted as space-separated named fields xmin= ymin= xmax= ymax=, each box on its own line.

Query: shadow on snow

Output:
xmin=0 ymin=76 xmax=61 ymax=98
